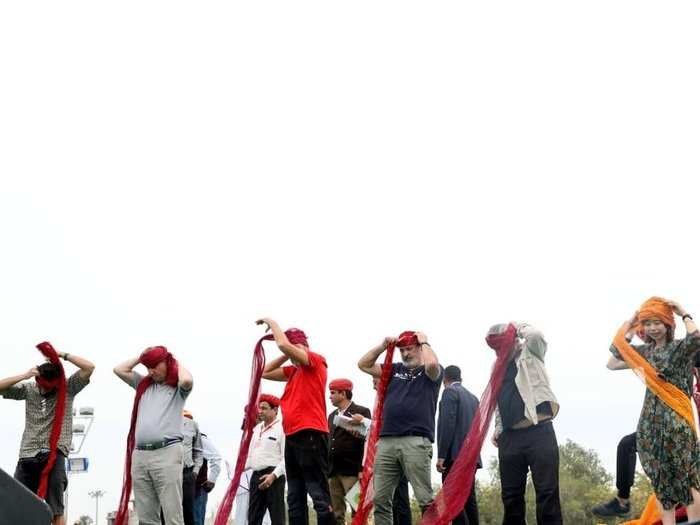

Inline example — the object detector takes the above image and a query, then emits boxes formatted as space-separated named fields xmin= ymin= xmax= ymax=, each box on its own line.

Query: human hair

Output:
xmin=38 ymin=362 xmax=61 ymax=381
xmin=444 ymin=365 xmax=462 ymax=383
xmin=344 ymin=390 xmax=353 ymax=400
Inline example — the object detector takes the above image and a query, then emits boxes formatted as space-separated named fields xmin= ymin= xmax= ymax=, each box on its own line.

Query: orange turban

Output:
xmin=636 ymin=297 xmax=675 ymax=339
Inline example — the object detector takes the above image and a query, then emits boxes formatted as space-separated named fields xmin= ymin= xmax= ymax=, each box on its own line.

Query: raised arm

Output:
xmin=256 ymin=318 xmax=309 ymax=366
xmin=0 ymin=368 xmax=37 ymax=392
xmin=358 ymin=337 xmax=395 ymax=378
xmin=61 ymin=352 xmax=95 ymax=380
xmin=263 ymin=355 xmax=290 ymax=381
xmin=113 ymin=356 xmax=140 ymax=386
xmin=607 ymin=312 xmax=638 ymax=371
xmin=416 ymin=332 xmax=440 ymax=381
xmin=178 ymin=363 xmax=193 ymax=390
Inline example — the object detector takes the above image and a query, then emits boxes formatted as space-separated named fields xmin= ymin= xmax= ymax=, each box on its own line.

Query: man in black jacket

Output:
xmin=436 ymin=365 xmax=480 ymax=525
xmin=327 ymin=378 xmax=371 ymax=525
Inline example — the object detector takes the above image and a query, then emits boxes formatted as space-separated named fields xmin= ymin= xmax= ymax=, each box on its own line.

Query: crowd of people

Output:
xmin=2 ymin=297 xmax=700 ymax=525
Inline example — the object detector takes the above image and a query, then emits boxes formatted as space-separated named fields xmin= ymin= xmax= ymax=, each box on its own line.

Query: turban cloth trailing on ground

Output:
xmin=396 ymin=331 xmax=418 ymax=348
xmin=422 ymin=323 xmax=518 ymax=525
xmin=34 ymin=341 xmax=66 ymax=500
xmin=621 ymin=494 xmax=687 ymax=525
xmin=115 ymin=346 xmax=179 ymax=525
xmin=259 ymin=394 xmax=280 ymax=408
xmin=213 ymin=335 xmax=267 ymax=525
xmin=329 ymin=378 xmax=353 ymax=391
xmin=636 ymin=296 xmax=676 ymax=340
xmin=352 ymin=340 xmax=397 ymax=525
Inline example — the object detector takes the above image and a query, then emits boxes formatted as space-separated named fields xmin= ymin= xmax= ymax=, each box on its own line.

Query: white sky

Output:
xmin=1 ymin=1 xmax=700 ymax=523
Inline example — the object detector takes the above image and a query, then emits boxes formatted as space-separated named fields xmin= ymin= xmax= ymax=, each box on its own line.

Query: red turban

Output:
xmin=636 ymin=297 xmax=676 ymax=339
xmin=34 ymin=342 xmax=66 ymax=500
xmin=286 ymin=328 xmax=308 ymax=346
xmin=486 ymin=323 xmax=517 ymax=351
xmin=329 ymin=378 xmax=353 ymax=391
xmin=115 ymin=346 xmax=179 ymax=525
xmin=260 ymin=394 xmax=280 ymax=408
xmin=396 ymin=331 xmax=418 ymax=348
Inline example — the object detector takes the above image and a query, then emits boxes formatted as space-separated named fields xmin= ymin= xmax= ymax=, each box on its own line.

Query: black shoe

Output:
xmin=592 ymin=498 xmax=631 ymax=518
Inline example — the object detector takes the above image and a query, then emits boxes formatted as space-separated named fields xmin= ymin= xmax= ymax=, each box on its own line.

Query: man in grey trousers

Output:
xmin=358 ymin=330 xmax=442 ymax=525
xmin=114 ymin=347 xmax=194 ymax=525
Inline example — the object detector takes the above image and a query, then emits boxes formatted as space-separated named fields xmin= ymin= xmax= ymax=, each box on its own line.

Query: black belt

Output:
xmin=135 ymin=438 xmax=182 ymax=451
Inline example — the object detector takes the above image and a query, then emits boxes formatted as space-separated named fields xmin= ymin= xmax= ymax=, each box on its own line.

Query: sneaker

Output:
xmin=592 ymin=498 xmax=631 ymax=518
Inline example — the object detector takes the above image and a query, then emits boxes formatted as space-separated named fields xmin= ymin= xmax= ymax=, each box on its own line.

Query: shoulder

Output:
xmin=307 ymin=352 xmax=327 ymax=369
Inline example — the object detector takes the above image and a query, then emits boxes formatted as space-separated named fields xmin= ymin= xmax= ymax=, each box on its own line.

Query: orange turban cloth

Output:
xmin=636 ymin=297 xmax=675 ymax=339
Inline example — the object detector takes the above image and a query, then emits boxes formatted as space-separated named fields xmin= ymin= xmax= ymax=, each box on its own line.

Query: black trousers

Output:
xmin=392 ymin=474 xmax=412 ymax=525
xmin=285 ymin=430 xmax=334 ymax=525
xmin=249 ymin=467 xmax=286 ymax=525
xmin=442 ymin=463 xmax=479 ymax=525
xmin=616 ymin=433 xmax=637 ymax=499
xmin=498 ymin=422 xmax=562 ymax=525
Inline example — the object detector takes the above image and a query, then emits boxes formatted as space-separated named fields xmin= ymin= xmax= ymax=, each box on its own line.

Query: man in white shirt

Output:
xmin=193 ymin=430 xmax=222 ymax=525
xmin=246 ymin=394 xmax=286 ymax=525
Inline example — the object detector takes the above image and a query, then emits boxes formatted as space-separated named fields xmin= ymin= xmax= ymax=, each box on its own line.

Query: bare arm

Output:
xmin=0 ymin=369 xmax=37 ymax=391
xmin=358 ymin=337 xmax=395 ymax=378
xmin=113 ymin=356 xmax=140 ymax=386
xmin=607 ymin=355 xmax=630 ymax=370
xmin=416 ymin=332 xmax=440 ymax=381
xmin=61 ymin=352 xmax=95 ymax=380
xmin=263 ymin=355 xmax=289 ymax=382
xmin=257 ymin=318 xmax=309 ymax=366
xmin=178 ymin=363 xmax=193 ymax=390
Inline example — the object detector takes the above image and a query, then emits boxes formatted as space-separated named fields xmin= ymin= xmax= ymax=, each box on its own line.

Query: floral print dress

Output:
xmin=611 ymin=333 xmax=700 ymax=509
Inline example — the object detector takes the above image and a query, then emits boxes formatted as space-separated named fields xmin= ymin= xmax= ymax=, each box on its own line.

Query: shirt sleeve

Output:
xmin=67 ymin=371 xmax=90 ymax=397
xmin=282 ymin=366 xmax=295 ymax=379
xmin=437 ymin=389 xmax=458 ymax=459
xmin=202 ymin=435 xmax=223 ymax=483
xmin=129 ymin=372 xmax=145 ymax=390
xmin=0 ymin=382 xmax=28 ymax=400
xmin=518 ymin=324 xmax=547 ymax=361
xmin=681 ymin=331 xmax=700 ymax=355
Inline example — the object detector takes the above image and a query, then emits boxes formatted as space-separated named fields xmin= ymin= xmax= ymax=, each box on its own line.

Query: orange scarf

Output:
xmin=622 ymin=495 xmax=661 ymax=525
xmin=613 ymin=327 xmax=695 ymax=430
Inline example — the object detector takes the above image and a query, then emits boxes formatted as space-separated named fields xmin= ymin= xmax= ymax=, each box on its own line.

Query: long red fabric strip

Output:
xmin=422 ymin=324 xmax=517 ymax=525
xmin=115 ymin=348 xmax=179 ymax=525
xmin=352 ymin=341 xmax=396 ymax=525
xmin=35 ymin=342 xmax=66 ymax=500
xmin=213 ymin=336 xmax=267 ymax=525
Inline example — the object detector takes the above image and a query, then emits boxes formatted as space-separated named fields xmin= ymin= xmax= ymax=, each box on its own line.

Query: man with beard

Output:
xmin=358 ymin=331 xmax=442 ymax=525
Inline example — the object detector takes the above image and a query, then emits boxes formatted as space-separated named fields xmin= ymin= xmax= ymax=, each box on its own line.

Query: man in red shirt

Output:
xmin=259 ymin=318 xmax=333 ymax=525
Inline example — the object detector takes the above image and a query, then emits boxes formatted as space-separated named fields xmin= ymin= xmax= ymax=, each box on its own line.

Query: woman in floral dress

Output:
xmin=607 ymin=298 xmax=700 ymax=525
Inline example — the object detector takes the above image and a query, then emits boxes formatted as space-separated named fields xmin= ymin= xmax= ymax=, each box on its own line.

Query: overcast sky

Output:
xmin=2 ymin=1 xmax=700 ymax=523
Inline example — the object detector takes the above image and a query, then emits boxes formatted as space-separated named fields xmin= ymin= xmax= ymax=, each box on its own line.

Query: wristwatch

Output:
xmin=683 ymin=314 xmax=694 ymax=322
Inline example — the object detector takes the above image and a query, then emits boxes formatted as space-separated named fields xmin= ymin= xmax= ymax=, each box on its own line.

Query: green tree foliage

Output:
xmin=474 ymin=440 xmax=654 ymax=525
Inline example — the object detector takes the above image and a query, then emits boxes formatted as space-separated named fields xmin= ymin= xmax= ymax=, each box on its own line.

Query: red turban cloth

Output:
xmin=396 ymin=331 xmax=418 ymax=348
xmin=329 ymin=378 xmax=353 ymax=391
xmin=34 ymin=342 xmax=66 ymax=500
xmin=286 ymin=328 xmax=308 ymax=346
xmin=636 ymin=297 xmax=676 ymax=339
xmin=260 ymin=394 xmax=280 ymax=408
xmin=115 ymin=346 xmax=179 ymax=525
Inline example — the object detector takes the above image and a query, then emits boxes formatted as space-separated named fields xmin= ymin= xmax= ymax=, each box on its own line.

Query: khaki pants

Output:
xmin=132 ymin=443 xmax=185 ymax=525
xmin=328 ymin=474 xmax=358 ymax=525
xmin=373 ymin=436 xmax=433 ymax=525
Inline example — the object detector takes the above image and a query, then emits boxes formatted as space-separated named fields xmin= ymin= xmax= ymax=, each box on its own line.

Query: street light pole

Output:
xmin=88 ymin=490 xmax=105 ymax=525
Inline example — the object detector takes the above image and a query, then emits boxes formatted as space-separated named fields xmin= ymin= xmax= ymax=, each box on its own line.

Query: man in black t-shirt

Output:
xmin=358 ymin=330 xmax=442 ymax=525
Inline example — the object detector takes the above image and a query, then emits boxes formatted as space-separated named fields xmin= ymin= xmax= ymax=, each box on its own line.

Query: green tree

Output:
xmin=76 ymin=516 xmax=94 ymax=525
xmin=474 ymin=439 xmax=655 ymax=525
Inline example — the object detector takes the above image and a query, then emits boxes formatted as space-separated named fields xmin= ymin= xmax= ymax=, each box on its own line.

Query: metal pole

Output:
xmin=89 ymin=490 xmax=105 ymax=525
